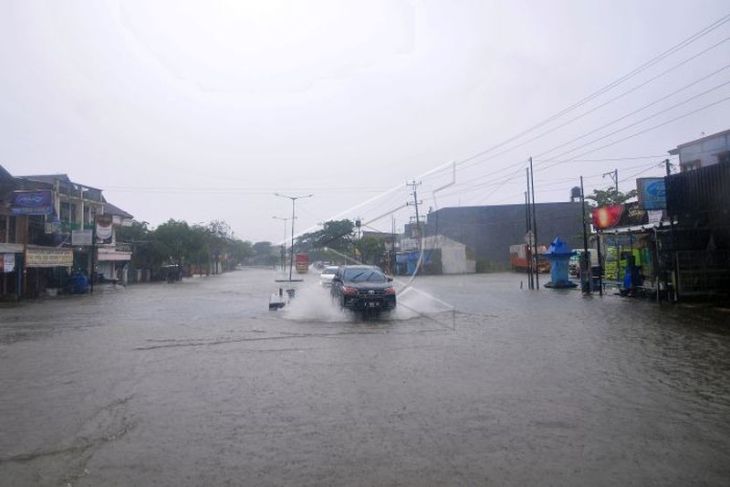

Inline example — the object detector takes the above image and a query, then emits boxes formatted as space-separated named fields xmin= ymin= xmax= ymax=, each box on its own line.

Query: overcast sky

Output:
xmin=2 ymin=0 xmax=729 ymax=243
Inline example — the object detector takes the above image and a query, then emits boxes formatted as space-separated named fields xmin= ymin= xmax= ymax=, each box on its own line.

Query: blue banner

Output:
xmin=10 ymin=190 xmax=54 ymax=215
xmin=637 ymin=178 xmax=666 ymax=210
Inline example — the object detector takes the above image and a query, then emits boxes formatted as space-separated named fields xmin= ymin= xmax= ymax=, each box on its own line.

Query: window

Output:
xmin=60 ymin=202 xmax=71 ymax=222
xmin=681 ymin=159 xmax=701 ymax=172
xmin=718 ymin=151 xmax=730 ymax=165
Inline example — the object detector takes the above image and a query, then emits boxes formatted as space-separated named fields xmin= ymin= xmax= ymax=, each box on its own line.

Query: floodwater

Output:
xmin=1 ymin=268 xmax=729 ymax=486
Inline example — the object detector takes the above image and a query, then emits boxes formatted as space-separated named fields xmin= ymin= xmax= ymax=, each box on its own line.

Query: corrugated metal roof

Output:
xmin=103 ymin=201 xmax=133 ymax=219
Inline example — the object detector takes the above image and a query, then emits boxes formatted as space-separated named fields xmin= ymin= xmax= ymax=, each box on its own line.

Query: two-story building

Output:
xmin=0 ymin=165 xmax=25 ymax=300
xmin=96 ymin=200 xmax=134 ymax=284
xmin=665 ymin=130 xmax=730 ymax=297
xmin=0 ymin=167 xmax=135 ymax=298
xmin=668 ymin=129 xmax=730 ymax=172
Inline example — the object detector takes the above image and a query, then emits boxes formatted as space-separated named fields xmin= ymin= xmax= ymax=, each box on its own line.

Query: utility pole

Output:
xmin=391 ymin=215 xmax=396 ymax=275
xmin=272 ymin=216 xmax=293 ymax=271
xmin=274 ymin=193 xmax=313 ymax=281
xmin=580 ymin=176 xmax=591 ymax=295
xmin=665 ymin=159 xmax=679 ymax=302
xmin=90 ymin=212 xmax=96 ymax=294
xmin=406 ymin=180 xmax=423 ymax=250
xmin=603 ymin=169 xmax=619 ymax=195
xmin=525 ymin=172 xmax=534 ymax=290
xmin=529 ymin=157 xmax=539 ymax=289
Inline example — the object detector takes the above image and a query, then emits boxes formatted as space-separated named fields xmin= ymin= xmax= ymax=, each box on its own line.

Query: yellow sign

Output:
xmin=25 ymin=247 xmax=73 ymax=268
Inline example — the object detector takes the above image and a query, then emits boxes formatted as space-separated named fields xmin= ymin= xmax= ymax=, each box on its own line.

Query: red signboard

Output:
xmin=592 ymin=205 xmax=624 ymax=230
xmin=592 ymin=202 xmax=649 ymax=230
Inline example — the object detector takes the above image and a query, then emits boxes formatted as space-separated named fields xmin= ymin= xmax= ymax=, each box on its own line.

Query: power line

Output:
xmin=452 ymin=72 xmax=729 ymax=193
xmin=255 ymin=14 xmax=730 ymax=238
xmin=455 ymin=38 xmax=730 ymax=174
xmin=448 ymin=14 xmax=730 ymax=171
xmin=436 ymin=150 xmax=679 ymax=199
xmin=429 ymin=154 xmax=674 ymax=203
xmin=537 ymin=95 xmax=730 ymax=172
xmin=477 ymin=90 xmax=726 ymax=203
xmin=535 ymin=77 xmax=730 ymax=162
xmin=104 ymin=186 xmax=388 ymax=194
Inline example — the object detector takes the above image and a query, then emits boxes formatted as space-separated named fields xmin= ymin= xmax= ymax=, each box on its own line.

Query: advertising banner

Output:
xmin=25 ymin=247 xmax=73 ymax=268
xmin=637 ymin=178 xmax=666 ymax=210
xmin=1 ymin=253 xmax=16 ymax=273
xmin=10 ymin=190 xmax=54 ymax=216
xmin=72 ymin=229 xmax=93 ymax=246
xmin=592 ymin=205 xmax=624 ymax=230
xmin=592 ymin=202 xmax=648 ymax=230
xmin=96 ymin=215 xmax=113 ymax=244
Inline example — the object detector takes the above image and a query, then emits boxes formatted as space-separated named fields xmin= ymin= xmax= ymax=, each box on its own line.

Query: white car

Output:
xmin=319 ymin=266 xmax=339 ymax=287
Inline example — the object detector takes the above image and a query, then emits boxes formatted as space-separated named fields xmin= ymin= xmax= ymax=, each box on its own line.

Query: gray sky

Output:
xmin=2 ymin=0 xmax=729 ymax=243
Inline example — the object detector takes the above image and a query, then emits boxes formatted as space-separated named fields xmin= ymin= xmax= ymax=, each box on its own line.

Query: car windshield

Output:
xmin=343 ymin=268 xmax=386 ymax=283
xmin=321 ymin=267 xmax=337 ymax=275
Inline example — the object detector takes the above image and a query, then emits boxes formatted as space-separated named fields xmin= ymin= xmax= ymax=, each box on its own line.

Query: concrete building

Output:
xmin=96 ymin=201 xmax=134 ymax=283
xmin=0 ymin=166 xmax=24 ymax=299
xmin=419 ymin=203 xmax=584 ymax=270
xmin=668 ymin=129 xmax=730 ymax=172
xmin=1 ymin=167 xmax=134 ymax=297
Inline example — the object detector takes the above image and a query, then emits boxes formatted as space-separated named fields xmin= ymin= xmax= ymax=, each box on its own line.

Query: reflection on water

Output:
xmin=1 ymin=268 xmax=729 ymax=485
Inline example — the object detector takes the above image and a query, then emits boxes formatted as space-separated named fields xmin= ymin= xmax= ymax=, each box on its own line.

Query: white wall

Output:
xmin=678 ymin=131 xmax=730 ymax=170
xmin=439 ymin=244 xmax=476 ymax=274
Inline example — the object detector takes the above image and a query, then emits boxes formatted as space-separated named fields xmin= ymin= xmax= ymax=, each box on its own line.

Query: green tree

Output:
xmin=297 ymin=219 xmax=355 ymax=255
xmin=252 ymin=241 xmax=277 ymax=266
xmin=229 ymin=239 xmax=254 ymax=265
xmin=354 ymin=236 xmax=385 ymax=265
xmin=120 ymin=218 xmax=256 ymax=279
xmin=585 ymin=187 xmax=637 ymax=206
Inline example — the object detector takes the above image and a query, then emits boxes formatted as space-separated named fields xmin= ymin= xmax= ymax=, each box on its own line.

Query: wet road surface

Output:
xmin=1 ymin=268 xmax=730 ymax=486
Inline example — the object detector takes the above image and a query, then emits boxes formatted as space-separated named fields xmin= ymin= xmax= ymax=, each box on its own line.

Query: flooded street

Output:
xmin=1 ymin=268 xmax=730 ymax=486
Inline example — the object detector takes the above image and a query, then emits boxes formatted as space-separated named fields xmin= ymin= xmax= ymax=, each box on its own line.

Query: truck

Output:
xmin=295 ymin=253 xmax=310 ymax=274
xmin=509 ymin=243 xmax=550 ymax=273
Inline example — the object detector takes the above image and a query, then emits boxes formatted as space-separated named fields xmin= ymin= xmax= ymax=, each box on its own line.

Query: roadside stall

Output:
xmin=592 ymin=201 xmax=668 ymax=299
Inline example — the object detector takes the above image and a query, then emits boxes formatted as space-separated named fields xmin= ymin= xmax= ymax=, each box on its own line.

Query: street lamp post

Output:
xmin=274 ymin=193 xmax=313 ymax=281
xmin=272 ymin=216 xmax=294 ymax=271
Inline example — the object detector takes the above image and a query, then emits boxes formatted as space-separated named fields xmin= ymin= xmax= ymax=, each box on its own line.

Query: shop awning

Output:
xmin=0 ymin=243 xmax=24 ymax=253
xmin=25 ymin=245 xmax=73 ymax=268
xmin=97 ymin=248 xmax=132 ymax=262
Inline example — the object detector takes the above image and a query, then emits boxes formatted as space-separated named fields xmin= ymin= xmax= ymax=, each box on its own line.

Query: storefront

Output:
xmin=97 ymin=246 xmax=132 ymax=283
xmin=0 ymin=243 xmax=23 ymax=300
xmin=592 ymin=201 xmax=672 ymax=299
xmin=24 ymin=245 xmax=73 ymax=298
xmin=598 ymin=225 xmax=665 ymax=292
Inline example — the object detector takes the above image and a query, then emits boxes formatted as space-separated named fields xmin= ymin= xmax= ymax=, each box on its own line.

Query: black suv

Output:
xmin=330 ymin=265 xmax=396 ymax=312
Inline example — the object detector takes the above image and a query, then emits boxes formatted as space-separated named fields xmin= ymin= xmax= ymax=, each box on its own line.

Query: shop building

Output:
xmin=95 ymin=201 xmax=134 ymax=283
xmin=665 ymin=157 xmax=730 ymax=297
xmin=668 ymin=128 xmax=730 ymax=172
xmin=0 ymin=167 xmax=135 ymax=298
xmin=0 ymin=165 xmax=23 ymax=300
